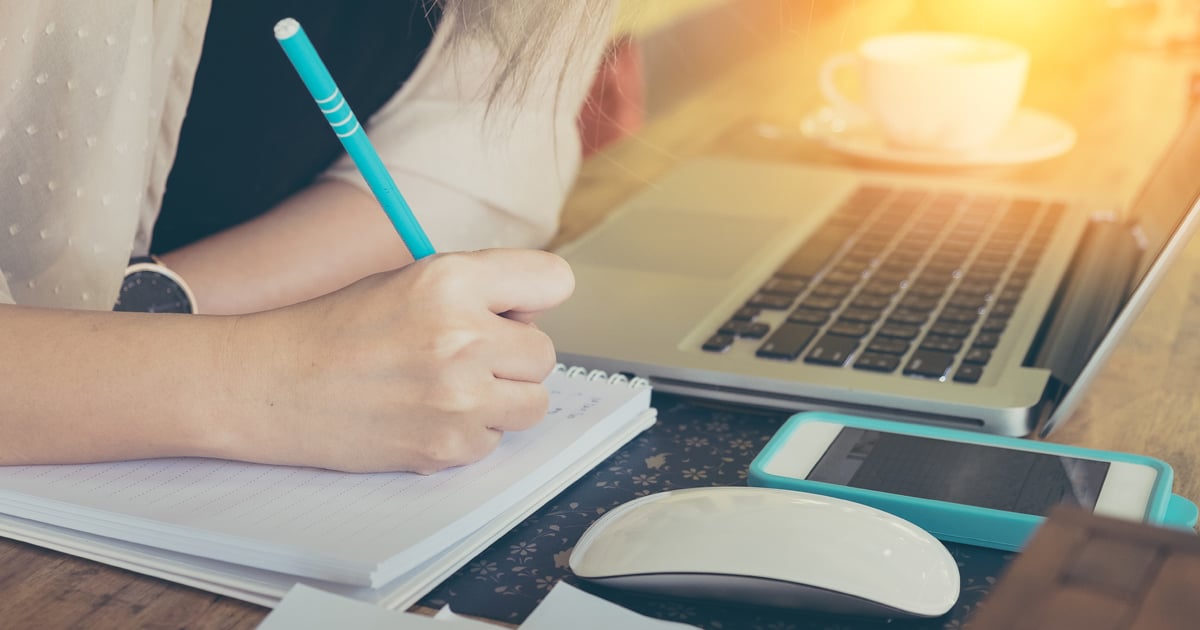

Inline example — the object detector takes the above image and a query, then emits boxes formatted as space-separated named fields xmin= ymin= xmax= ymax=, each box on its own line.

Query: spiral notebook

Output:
xmin=0 ymin=365 xmax=655 ymax=609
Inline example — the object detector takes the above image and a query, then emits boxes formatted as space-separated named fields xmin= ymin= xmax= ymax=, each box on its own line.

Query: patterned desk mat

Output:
xmin=420 ymin=392 xmax=1014 ymax=629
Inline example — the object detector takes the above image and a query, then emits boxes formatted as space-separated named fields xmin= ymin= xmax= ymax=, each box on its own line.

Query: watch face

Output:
xmin=114 ymin=269 xmax=194 ymax=313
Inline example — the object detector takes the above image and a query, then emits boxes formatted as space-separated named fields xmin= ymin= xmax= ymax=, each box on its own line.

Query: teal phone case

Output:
xmin=748 ymin=412 xmax=1197 ymax=551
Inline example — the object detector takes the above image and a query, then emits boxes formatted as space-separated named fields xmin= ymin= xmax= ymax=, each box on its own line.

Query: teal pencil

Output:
xmin=274 ymin=17 xmax=436 ymax=259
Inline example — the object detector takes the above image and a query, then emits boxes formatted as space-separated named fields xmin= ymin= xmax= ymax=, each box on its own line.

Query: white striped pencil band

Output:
xmin=274 ymin=17 xmax=436 ymax=259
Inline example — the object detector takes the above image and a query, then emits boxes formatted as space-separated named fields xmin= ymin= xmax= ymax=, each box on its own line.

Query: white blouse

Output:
xmin=0 ymin=1 xmax=610 ymax=309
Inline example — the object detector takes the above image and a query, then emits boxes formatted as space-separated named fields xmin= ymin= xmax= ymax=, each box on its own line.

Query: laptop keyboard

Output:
xmin=701 ymin=185 xmax=1063 ymax=383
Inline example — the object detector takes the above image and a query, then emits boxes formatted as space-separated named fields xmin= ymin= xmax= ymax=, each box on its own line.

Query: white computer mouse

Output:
xmin=569 ymin=486 xmax=960 ymax=618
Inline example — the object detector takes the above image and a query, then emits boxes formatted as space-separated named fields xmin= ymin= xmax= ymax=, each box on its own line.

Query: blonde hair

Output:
xmin=437 ymin=0 xmax=617 ymax=104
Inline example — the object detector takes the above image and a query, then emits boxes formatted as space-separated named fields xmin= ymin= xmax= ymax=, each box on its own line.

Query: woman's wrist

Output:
xmin=181 ymin=311 xmax=298 ymax=465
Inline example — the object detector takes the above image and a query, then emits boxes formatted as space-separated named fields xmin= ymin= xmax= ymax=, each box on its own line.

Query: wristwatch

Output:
xmin=114 ymin=256 xmax=198 ymax=314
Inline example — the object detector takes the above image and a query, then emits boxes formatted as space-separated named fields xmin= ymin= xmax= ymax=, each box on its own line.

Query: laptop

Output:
xmin=539 ymin=111 xmax=1200 ymax=437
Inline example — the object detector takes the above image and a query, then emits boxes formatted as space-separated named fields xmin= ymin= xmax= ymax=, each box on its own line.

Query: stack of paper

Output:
xmin=259 ymin=582 xmax=700 ymax=629
xmin=0 ymin=367 xmax=655 ymax=609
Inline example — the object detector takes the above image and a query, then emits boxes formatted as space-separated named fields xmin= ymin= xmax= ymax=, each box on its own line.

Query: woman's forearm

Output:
xmin=159 ymin=180 xmax=413 ymax=315
xmin=0 ymin=305 xmax=253 ymax=465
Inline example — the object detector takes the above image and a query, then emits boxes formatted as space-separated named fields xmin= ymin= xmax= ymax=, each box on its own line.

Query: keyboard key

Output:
xmin=787 ymin=308 xmax=829 ymax=325
xmin=989 ymin=302 xmax=1016 ymax=317
xmin=973 ymin=261 xmax=1009 ymax=277
xmin=828 ymin=320 xmax=871 ymax=338
xmin=975 ymin=251 xmax=1011 ymax=265
xmin=953 ymin=363 xmax=984 ymax=383
xmin=866 ymin=337 xmax=909 ymax=355
xmin=718 ymin=320 xmax=771 ymax=339
xmin=930 ymin=321 xmax=972 ymax=338
xmin=834 ymin=259 xmax=871 ymax=275
xmin=904 ymin=350 xmax=955 ymax=379
xmin=762 ymin=277 xmax=806 ymax=296
xmin=963 ymin=347 xmax=992 ymax=364
xmin=731 ymin=306 xmax=760 ymax=321
xmin=839 ymin=307 xmax=882 ymax=323
xmin=887 ymin=309 xmax=929 ymax=326
xmin=843 ymin=247 xmax=880 ymax=265
xmin=965 ymin=268 xmax=1004 ymax=284
xmin=851 ymin=294 xmax=892 ymax=310
xmin=899 ymin=295 xmax=939 ymax=312
xmin=886 ymin=250 xmax=923 ymax=265
xmin=877 ymin=324 xmax=920 ymax=340
xmin=920 ymin=335 xmax=963 ymax=353
xmin=981 ymin=317 xmax=1008 ymax=333
xmin=939 ymin=240 xmax=974 ymax=254
xmin=810 ymin=283 xmax=852 ymax=299
xmin=894 ymin=190 xmax=928 ymax=207
xmin=871 ymin=268 xmax=911 ymax=284
xmin=956 ymin=281 xmax=994 ymax=296
xmin=947 ymin=293 xmax=987 ymax=310
xmin=922 ymin=260 xmax=963 ymax=276
xmin=823 ymin=269 xmax=863 ymax=286
xmin=861 ymin=280 xmax=902 ymax=297
xmin=702 ymin=334 xmax=734 ymax=352
xmin=856 ymin=234 xmax=891 ymax=251
xmin=906 ymin=282 xmax=946 ymax=298
xmin=933 ymin=191 xmax=966 ymax=206
xmin=899 ymin=235 xmax=934 ymax=250
xmin=746 ymin=293 xmax=794 ymax=310
xmin=854 ymin=352 xmax=900 ymax=373
xmin=798 ymin=295 xmax=842 ymax=311
xmin=756 ymin=323 xmax=819 ymax=360
xmin=805 ymin=335 xmax=859 ymax=366
xmin=939 ymin=307 xmax=981 ymax=324
xmin=973 ymin=332 xmax=1000 ymax=348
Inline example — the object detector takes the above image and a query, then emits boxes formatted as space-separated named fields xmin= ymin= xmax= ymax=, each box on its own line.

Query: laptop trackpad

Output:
xmin=568 ymin=211 xmax=787 ymax=279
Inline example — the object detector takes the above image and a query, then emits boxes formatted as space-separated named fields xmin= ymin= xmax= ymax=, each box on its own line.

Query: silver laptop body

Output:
xmin=541 ymin=115 xmax=1200 ymax=437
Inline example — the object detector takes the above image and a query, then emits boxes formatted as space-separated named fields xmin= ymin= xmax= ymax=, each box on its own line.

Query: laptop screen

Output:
xmin=1129 ymin=106 xmax=1200 ymax=288
xmin=1040 ymin=106 xmax=1200 ymax=434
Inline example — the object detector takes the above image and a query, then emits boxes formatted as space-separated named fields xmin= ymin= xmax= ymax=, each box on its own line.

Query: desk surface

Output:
xmin=3 ymin=5 xmax=1200 ymax=629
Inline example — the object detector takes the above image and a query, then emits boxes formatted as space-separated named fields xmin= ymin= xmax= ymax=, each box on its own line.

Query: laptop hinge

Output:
xmin=1029 ymin=220 xmax=1141 ymax=388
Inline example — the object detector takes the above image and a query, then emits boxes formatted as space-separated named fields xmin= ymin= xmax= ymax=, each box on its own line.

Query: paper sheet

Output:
xmin=521 ymin=582 xmax=700 ymax=630
xmin=258 ymin=584 xmax=498 ymax=629
xmin=257 ymin=582 xmax=701 ymax=629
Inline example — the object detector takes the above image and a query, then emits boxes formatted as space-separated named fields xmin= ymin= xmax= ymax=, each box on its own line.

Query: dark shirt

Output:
xmin=153 ymin=0 xmax=439 ymax=254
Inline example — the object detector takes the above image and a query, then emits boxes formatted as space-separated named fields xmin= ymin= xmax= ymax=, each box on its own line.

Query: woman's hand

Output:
xmin=221 ymin=248 xmax=575 ymax=474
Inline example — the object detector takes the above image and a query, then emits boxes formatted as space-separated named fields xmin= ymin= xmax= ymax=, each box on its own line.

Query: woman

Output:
xmin=0 ymin=0 xmax=616 ymax=473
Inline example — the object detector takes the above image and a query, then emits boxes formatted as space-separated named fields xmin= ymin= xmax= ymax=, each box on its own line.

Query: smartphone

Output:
xmin=749 ymin=412 xmax=1195 ymax=551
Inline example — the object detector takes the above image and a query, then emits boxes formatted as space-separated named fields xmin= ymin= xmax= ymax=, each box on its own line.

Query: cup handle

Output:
xmin=818 ymin=52 xmax=869 ymax=121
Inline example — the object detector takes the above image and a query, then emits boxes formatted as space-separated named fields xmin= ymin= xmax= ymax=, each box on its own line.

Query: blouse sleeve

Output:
xmin=318 ymin=6 xmax=615 ymax=253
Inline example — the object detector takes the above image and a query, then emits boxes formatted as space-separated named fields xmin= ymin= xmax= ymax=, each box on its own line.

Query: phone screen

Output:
xmin=807 ymin=428 xmax=1110 ymax=516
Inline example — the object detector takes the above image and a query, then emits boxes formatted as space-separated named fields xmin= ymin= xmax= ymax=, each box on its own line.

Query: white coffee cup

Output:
xmin=819 ymin=32 xmax=1030 ymax=152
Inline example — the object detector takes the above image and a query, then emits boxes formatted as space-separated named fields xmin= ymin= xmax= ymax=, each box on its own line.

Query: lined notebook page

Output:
xmin=0 ymin=369 xmax=651 ymax=587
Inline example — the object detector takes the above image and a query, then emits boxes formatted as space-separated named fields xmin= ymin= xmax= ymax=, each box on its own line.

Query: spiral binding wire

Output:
xmin=553 ymin=363 xmax=651 ymax=388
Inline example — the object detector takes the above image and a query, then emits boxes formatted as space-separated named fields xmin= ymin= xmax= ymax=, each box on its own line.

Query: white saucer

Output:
xmin=800 ymin=107 xmax=1077 ymax=168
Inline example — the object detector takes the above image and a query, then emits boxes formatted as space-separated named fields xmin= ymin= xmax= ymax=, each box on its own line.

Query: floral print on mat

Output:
xmin=420 ymin=393 xmax=1013 ymax=629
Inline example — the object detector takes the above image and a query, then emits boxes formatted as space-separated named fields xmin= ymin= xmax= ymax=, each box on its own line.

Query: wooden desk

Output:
xmin=2 ymin=5 xmax=1198 ymax=628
